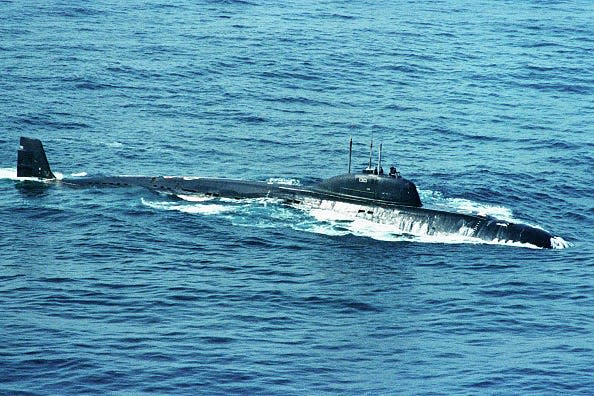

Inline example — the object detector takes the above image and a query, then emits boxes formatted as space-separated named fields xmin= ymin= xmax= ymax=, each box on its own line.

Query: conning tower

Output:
xmin=313 ymin=138 xmax=422 ymax=207
xmin=313 ymin=173 xmax=422 ymax=207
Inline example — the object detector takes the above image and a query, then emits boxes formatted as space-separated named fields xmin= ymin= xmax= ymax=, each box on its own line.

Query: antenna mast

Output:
xmin=378 ymin=142 xmax=382 ymax=174
xmin=348 ymin=137 xmax=352 ymax=174
xmin=368 ymin=136 xmax=373 ymax=170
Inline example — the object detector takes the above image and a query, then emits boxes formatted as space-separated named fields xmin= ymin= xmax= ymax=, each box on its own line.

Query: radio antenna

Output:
xmin=368 ymin=135 xmax=373 ymax=170
xmin=378 ymin=142 xmax=382 ymax=174
xmin=348 ymin=137 xmax=352 ymax=174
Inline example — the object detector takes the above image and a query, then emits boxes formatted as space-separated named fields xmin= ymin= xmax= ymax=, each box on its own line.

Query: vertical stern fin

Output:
xmin=17 ymin=137 xmax=56 ymax=179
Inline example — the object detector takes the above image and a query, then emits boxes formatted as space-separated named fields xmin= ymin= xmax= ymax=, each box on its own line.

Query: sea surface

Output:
xmin=1 ymin=0 xmax=594 ymax=394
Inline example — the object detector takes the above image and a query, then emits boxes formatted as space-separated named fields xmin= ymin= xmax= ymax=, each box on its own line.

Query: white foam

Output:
xmin=288 ymin=198 xmax=562 ymax=249
xmin=141 ymin=198 xmax=235 ymax=215
xmin=418 ymin=191 xmax=568 ymax=248
xmin=0 ymin=168 xmax=17 ymax=180
xmin=176 ymin=194 xmax=281 ymax=205
xmin=176 ymin=194 xmax=215 ymax=202
xmin=419 ymin=189 xmax=515 ymax=221
xmin=0 ymin=168 xmax=63 ymax=181
xmin=307 ymin=223 xmax=350 ymax=237
xmin=550 ymin=236 xmax=570 ymax=249
xmin=179 ymin=204 xmax=233 ymax=215
xmin=140 ymin=192 xmax=570 ymax=249
xmin=219 ymin=197 xmax=282 ymax=206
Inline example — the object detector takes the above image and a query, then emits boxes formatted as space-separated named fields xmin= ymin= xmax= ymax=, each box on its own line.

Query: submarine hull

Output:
xmin=58 ymin=175 xmax=557 ymax=249
xmin=290 ymin=197 xmax=557 ymax=249
xmin=16 ymin=136 xmax=560 ymax=249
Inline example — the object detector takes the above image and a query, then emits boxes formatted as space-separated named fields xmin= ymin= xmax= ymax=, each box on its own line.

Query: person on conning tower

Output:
xmin=389 ymin=166 xmax=397 ymax=178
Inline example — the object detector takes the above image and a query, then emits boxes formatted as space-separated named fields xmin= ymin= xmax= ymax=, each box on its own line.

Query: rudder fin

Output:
xmin=17 ymin=137 xmax=56 ymax=179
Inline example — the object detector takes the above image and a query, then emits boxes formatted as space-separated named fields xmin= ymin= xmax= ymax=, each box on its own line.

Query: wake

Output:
xmin=141 ymin=192 xmax=570 ymax=249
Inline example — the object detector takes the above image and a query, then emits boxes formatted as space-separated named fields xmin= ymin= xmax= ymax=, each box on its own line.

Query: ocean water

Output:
xmin=1 ymin=0 xmax=594 ymax=394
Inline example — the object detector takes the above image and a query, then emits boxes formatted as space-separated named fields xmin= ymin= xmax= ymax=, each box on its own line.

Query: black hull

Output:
xmin=16 ymin=136 xmax=561 ymax=249
xmin=60 ymin=175 xmax=557 ymax=249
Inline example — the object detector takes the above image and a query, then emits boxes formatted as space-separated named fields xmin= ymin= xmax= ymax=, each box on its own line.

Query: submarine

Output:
xmin=16 ymin=136 xmax=564 ymax=249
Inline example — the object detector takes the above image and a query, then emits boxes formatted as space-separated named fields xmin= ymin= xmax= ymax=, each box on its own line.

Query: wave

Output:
xmin=141 ymin=197 xmax=236 ymax=216
xmin=418 ymin=189 xmax=515 ymax=221
xmin=0 ymin=168 xmax=64 ymax=181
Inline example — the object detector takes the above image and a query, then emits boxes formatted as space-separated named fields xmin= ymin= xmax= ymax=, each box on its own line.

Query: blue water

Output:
xmin=1 ymin=0 xmax=594 ymax=394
